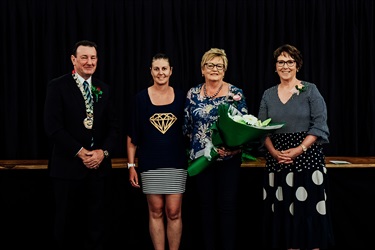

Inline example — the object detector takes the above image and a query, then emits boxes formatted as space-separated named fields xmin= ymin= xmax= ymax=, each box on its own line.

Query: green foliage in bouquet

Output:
xmin=187 ymin=104 xmax=285 ymax=177
xmin=213 ymin=104 xmax=284 ymax=148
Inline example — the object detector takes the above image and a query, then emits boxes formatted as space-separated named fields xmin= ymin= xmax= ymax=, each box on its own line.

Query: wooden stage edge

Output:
xmin=1 ymin=157 xmax=375 ymax=170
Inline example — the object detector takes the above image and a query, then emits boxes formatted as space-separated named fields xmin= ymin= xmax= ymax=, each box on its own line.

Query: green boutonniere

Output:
xmin=91 ymin=85 xmax=103 ymax=102
xmin=290 ymin=85 xmax=307 ymax=95
xmin=296 ymin=85 xmax=307 ymax=92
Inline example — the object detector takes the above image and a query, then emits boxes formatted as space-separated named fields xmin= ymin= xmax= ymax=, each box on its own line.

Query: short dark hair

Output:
xmin=273 ymin=44 xmax=303 ymax=70
xmin=72 ymin=40 xmax=98 ymax=57
xmin=151 ymin=53 xmax=172 ymax=67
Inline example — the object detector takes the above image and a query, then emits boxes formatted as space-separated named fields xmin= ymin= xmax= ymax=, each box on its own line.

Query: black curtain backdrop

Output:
xmin=0 ymin=0 xmax=374 ymax=159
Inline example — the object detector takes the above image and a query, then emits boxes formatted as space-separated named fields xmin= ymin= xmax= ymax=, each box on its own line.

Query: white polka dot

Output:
xmin=295 ymin=186 xmax=308 ymax=201
xmin=271 ymin=203 xmax=274 ymax=212
xmin=289 ymin=202 xmax=294 ymax=215
xmin=312 ymin=170 xmax=324 ymax=185
xmin=269 ymin=172 xmax=274 ymax=187
xmin=286 ymin=172 xmax=294 ymax=187
xmin=316 ymin=200 xmax=326 ymax=215
xmin=263 ymin=188 xmax=267 ymax=200
xmin=276 ymin=186 xmax=283 ymax=201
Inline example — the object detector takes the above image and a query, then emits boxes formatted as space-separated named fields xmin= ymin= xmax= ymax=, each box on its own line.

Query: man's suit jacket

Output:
xmin=44 ymin=73 xmax=120 ymax=180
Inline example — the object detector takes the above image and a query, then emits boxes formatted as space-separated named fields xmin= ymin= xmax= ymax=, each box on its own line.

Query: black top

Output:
xmin=44 ymin=73 xmax=120 ymax=179
xmin=128 ymin=87 xmax=188 ymax=172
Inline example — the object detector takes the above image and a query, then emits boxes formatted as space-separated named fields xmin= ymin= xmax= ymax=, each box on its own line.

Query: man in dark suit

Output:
xmin=44 ymin=40 xmax=120 ymax=250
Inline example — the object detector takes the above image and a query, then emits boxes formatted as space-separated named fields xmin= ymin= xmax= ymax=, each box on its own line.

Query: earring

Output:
xmin=202 ymin=74 xmax=204 ymax=77
xmin=275 ymin=70 xmax=277 ymax=72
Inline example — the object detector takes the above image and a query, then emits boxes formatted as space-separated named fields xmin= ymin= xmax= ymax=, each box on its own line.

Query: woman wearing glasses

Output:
xmin=183 ymin=48 xmax=247 ymax=250
xmin=258 ymin=44 xmax=334 ymax=250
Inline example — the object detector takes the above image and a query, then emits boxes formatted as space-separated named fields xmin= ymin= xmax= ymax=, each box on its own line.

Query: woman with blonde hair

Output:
xmin=184 ymin=48 xmax=247 ymax=250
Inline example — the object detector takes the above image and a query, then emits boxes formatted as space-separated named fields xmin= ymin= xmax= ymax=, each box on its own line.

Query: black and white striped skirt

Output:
xmin=140 ymin=168 xmax=187 ymax=194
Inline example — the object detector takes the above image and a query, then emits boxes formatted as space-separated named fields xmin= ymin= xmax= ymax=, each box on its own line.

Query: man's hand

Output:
xmin=78 ymin=148 xmax=104 ymax=169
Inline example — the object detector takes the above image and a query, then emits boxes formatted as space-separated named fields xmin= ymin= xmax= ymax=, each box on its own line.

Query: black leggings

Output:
xmin=195 ymin=155 xmax=242 ymax=250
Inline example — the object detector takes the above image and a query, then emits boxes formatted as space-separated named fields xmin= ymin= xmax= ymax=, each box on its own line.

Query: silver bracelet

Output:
xmin=127 ymin=163 xmax=136 ymax=169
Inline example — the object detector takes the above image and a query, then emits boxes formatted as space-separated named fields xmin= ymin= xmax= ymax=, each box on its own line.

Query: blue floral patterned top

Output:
xmin=183 ymin=83 xmax=248 ymax=160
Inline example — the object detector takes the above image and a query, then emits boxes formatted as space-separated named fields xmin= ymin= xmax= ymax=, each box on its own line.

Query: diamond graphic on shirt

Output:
xmin=149 ymin=113 xmax=177 ymax=134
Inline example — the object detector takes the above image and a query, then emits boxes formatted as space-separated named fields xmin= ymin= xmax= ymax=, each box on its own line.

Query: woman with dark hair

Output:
xmin=127 ymin=53 xmax=188 ymax=250
xmin=259 ymin=44 xmax=334 ymax=250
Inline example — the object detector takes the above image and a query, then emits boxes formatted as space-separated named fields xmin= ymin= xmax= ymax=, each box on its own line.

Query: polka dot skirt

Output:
xmin=262 ymin=132 xmax=334 ymax=249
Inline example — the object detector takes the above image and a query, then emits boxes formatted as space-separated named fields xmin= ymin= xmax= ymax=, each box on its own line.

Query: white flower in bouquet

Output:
xmin=243 ymin=114 xmax=260 ymax=126
xmin=229 ymin=112 xmax=272 ymax=127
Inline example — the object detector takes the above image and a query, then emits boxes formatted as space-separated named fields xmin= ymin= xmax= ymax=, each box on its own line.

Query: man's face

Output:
xmin=71 ymin=45 xmax=97 ymax=79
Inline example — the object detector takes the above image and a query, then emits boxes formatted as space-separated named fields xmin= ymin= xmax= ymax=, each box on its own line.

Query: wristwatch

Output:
xmin=300 ymin=144 xmax=307 ymax=152
xmin=103 ymin=150 xmax=109 ymax=158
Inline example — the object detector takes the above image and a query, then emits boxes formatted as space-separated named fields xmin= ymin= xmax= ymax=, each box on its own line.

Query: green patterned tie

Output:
xmin=83 ymin=81 xmax=92 ymax=103
xmin=83 ymin=81 xmax=94 ymax=147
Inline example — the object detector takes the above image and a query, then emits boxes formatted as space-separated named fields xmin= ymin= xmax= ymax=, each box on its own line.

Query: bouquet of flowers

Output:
xmin=187 ymin=103 xmax=284 ymax=176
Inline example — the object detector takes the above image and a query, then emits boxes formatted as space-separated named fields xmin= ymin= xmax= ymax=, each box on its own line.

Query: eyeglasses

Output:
xmin=204 ymin=63 xmax=225 ymax=70
xmin=276 ymin=60 xmax=295 ymax=67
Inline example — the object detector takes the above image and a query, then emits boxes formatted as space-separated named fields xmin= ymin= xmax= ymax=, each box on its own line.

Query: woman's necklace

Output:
xmin=203 ymin=83 xmax=223 ymax=99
